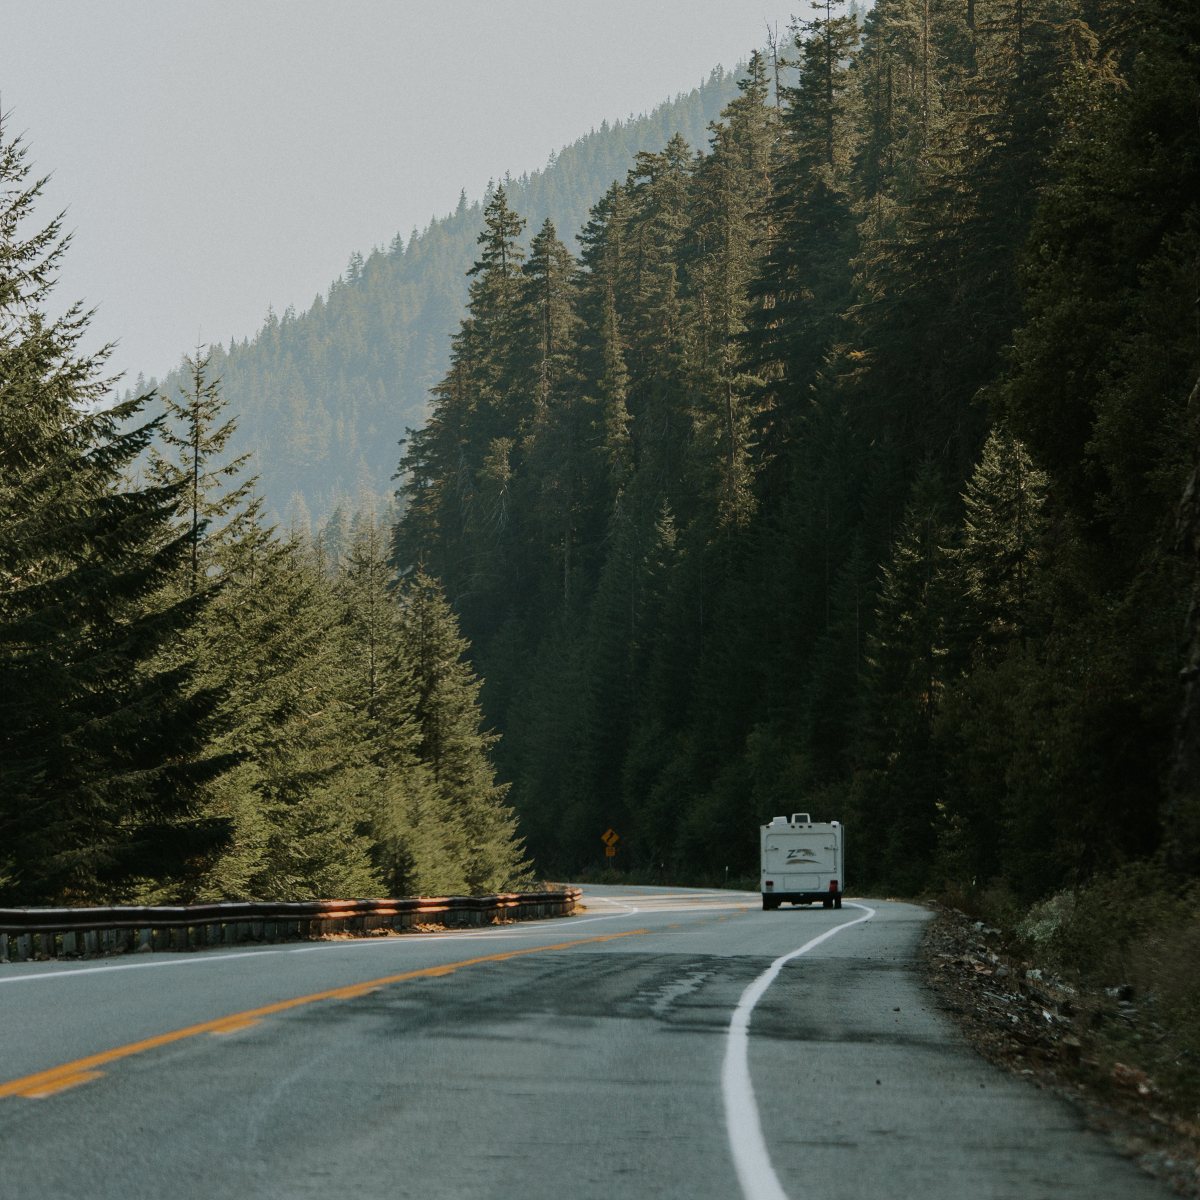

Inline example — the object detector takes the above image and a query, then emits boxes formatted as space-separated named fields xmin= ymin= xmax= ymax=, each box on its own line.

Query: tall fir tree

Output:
xmin=0 ymin=119 xmax=234 ymax=903
xmin=396 ymin=570 xmax=531 ymax=893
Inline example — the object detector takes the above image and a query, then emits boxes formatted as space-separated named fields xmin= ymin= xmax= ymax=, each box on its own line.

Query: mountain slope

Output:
xmin=132 ymin=67 xmax=742 ymax=525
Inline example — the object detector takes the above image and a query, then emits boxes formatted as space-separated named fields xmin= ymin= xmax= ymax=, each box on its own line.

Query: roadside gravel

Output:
xmin=920 ymin=902 xmax=1200 ymax=1196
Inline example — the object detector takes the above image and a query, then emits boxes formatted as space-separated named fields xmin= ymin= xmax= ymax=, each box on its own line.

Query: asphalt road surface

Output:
xmin=0 ymin=885 xmax=1170 ymax=1200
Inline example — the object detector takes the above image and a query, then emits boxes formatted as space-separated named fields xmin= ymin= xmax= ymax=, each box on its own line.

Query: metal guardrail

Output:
xmin=0 ymin=889 xmax=583 ymax=962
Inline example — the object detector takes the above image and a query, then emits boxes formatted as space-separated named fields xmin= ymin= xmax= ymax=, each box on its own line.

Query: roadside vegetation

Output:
xmin=923 ymin=891 xmax=1200 ymax=1192
xmin=939 ymin=867 xmax=1200 ymax=1130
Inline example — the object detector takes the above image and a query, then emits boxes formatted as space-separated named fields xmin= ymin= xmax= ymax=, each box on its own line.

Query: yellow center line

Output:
xmin=0 ymin=928 xmax=650 ymax=1100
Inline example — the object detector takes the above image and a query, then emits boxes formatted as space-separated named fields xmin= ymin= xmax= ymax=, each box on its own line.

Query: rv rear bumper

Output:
xmin=762 ymin=892 xmax=842 ymax=903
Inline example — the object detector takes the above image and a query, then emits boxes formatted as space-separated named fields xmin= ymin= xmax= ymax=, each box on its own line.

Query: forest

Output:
xmin=2 ymin=0 xmax=1199 ymax=945
xmin=394 ymin=0 xmax=1200 ymax=917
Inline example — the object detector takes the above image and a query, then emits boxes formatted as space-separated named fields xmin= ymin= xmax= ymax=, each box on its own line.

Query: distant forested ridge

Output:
xmin=394 ymin=0 xmax=1200 ymax=903
xmin=127 ymin=69 xmax=744 ymax=528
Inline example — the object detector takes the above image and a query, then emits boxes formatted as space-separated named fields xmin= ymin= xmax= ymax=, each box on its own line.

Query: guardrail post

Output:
xmin=0 ymin=934 xmax=9 ymax=963
xmin=16 ymin=934 xmax=32 ymax=961
xmin=251 ymin=921 xmax=264 ymax=941
xmin=137 ymin=929 xmax=152 ymax=953
xmin=40 ymin=932 xmax=57 ymax=958
xmin=85 ymin=930 xmax=99 ymax=955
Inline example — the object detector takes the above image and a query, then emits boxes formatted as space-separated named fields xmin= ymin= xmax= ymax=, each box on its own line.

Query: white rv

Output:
xmin=760 ymin=813 xmax=844 ymax=910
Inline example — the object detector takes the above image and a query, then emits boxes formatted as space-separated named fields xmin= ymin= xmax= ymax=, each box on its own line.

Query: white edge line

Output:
xmin=0 ymin=905 xmax=642 ymax=985
xmin=722 ymin=902 xmax=876 ymax=1200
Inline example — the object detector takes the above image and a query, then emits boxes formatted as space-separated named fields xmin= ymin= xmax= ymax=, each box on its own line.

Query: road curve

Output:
xmin=0 ymin=885 xmax=1169 ymax=1199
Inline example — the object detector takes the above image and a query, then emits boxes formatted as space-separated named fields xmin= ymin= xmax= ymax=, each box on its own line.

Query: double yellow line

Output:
xmin=1 ymin=928 xmax=649 ymax=1100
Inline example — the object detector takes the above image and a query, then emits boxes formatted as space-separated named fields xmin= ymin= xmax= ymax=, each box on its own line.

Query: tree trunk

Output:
xmin=1166 ymin=377 xmax=1200 ymax=875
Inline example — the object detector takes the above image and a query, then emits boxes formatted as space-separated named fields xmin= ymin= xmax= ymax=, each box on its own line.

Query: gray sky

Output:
xmin=1 ymin=1 xmax=792 ymax=386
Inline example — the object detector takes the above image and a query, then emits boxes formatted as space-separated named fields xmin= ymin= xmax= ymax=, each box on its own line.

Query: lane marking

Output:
xmin=11 ymin=1071 xmax=105 ymax=1099
xmin=722 ymin=903 xmax=876 ymax=1200
xmin=0 ymin=928 xmax=649 ymax=1100
xmin=581 ymin=895 xmax=641 ymax=916
xmin=0 ymin=907 xmax=641 ymax=986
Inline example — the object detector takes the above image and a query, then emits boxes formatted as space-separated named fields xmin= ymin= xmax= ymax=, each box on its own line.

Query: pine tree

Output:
xmin=142 ymin=355 xmax=382 ymax=902
xmin=190 ymin=518 xmax=380 ymax=901
xmin=396 ymin=570 xmax=531 ymax=893
xmin=746 ymin=2 xmax=861 ymax=476
xmin=514 ymin=219 xmax=584 ymax=601
xmin=337 ymin=512 xmax=430 ymax=895
xmin=395 ymin=187 xmax=528 ymax=613
xmin=578 ymin=180 xmax=634 ymax=486
xmin=853 ymin=463 xmax=956 ymax=892
xmin=465 ymin=185 xmax=528 ymax=442
xmin=683 ymin=52 xmax=775 ymax=533
xmin=0 ymin=118 xmax=234 ymax=903
xmin=148 ymin=346 xmax=255 ymax=588
xmin=953 ymin=427 xmax=1047 ymax=654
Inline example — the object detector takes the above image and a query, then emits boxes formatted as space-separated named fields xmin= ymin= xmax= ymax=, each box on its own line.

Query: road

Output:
xmin=0 ymin=885 xmax=1168 ymax=1199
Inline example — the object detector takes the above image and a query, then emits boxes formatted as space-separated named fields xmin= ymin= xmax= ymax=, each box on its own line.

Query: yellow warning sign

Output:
xmin=605 ymin=846 xmax=616 ymax=857
xmin=601 ymin=829 xmax=619 ymax=847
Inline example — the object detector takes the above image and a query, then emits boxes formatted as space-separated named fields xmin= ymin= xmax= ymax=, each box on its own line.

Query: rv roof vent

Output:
xmin=791 ymin=813 xmax=811 ymax=825
xmin=769 ymin=815 xmax=789 ymax=827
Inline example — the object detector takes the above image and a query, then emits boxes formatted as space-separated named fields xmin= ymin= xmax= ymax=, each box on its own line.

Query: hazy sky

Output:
xmin=1 ymin=1 xmax=792 ymax=385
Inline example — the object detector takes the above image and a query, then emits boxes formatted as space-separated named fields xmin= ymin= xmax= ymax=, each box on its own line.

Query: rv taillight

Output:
xmin=829 ymin=880 xmax=838 ymax=892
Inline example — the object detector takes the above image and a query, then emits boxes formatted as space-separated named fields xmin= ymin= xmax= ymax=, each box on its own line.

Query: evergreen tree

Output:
xmin=0 ymin=119 xmax=234 ymax=903
xmin=337 ymin=512 xmax=430 ymax=895
xmin=144 ymin=352 xmax=381 ymax=902
xmin=190 ymin=518 xmax=380 ymax=901
xmin=746 ymin=2 xmax=861 ymax=478
xmin=148 ymin=346 xmax=255 ymax=588
xmin=953 ymin=427 xmax=1048 ymax=654
xmin=395 ymin=187 xmax=528 ymax=615
xmin=852 ymin=463 xmax=956 ymax=892
xmin=683 ymin=52 xmax=775 ymax=533
xmin=578 ymin=181 xmax=634 ymax=487
xmin=514 ymin=219 xmax=584 ymax=601
xmin=396 ymin=571 xmax=531 ymax=893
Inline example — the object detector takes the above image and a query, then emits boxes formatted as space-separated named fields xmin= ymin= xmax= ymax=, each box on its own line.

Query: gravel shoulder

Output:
xmin=920 ymin=901 xmax=1200 ymax=1196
